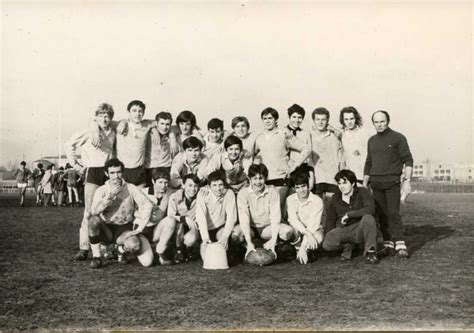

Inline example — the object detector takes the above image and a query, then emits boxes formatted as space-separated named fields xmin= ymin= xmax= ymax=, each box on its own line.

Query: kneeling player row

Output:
xmin=85 ymin=158 xmax=383 ymax=269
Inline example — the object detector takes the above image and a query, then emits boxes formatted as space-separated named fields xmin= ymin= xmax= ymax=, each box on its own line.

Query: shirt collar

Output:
xmin=248 ymin=185 xmax=269 ymax=196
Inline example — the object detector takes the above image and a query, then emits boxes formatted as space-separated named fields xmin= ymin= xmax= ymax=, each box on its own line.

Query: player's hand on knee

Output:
xmin=305 ymin=233 xmax=318 ymax=250
xmin=297 ymin=248 xmax=308 ymax=264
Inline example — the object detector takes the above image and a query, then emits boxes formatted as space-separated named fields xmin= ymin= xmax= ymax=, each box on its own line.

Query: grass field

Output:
xmin=0 ymin=192 xmax=473 ymax=331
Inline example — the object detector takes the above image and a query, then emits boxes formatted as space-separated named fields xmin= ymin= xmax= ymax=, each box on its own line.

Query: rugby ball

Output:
xmin=245 ymin=248 xmax=276 ymax=266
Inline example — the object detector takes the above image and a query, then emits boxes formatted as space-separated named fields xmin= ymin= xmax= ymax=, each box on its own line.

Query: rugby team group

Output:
xmin=15 ymin=101 xmax=414 ymax=268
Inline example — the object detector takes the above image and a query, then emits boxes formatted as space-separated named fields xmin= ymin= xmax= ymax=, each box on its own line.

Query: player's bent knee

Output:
xmin=278 ymin=224 xmax=295 ymax=241
xmin=184 ymin=232 xmax=198 ymax=248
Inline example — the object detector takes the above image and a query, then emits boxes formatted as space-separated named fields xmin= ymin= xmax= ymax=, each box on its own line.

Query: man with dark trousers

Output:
xmin=323 ymin=169 xmax=379 ymax=264
xmin=363 ymin=110 xmax=413 ymax=259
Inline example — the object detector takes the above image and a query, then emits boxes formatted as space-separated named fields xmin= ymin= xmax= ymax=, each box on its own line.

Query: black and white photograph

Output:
xmin=1 ymin=1 xmax=473 ymax=331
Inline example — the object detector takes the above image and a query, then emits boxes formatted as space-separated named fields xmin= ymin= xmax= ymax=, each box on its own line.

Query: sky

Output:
xmin=1 ymin=1 xmax=473 ymax=166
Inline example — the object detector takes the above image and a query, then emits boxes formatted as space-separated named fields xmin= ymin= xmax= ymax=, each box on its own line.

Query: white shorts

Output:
xmin=17 ymin=183 xmax=27 ymax=189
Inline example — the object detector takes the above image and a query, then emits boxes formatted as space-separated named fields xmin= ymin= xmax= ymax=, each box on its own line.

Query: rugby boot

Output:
xmin=366 ymin=248 xmax=379 ymax=265
xmin=377 ymin=241 xmax=396 ymax=257
xmin=73 ymin=249 xmax=89 ymax=261
xmin=89 ymin=257 xmax=102 ymax=269
xmin=395 ymin=241 xmax=409 ymax=259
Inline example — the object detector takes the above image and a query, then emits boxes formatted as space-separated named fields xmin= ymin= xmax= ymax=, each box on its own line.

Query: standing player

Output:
xmin=172 ymin=110 xmax=205 ymax=152
xmin=13 ymin=161 xmax=32 ymax=207
xmin=115 ymin=100 xmax=158 ymax=189
xmin=309 ymin=107 xmax=344 ymax=198
xmin=144 ymin=112 xmax=174 ymax=193
xmin=254 ymin=107 xmax=310 ymax=208
xmin=202 ymin=118 xmax=226 ymax=159
xmin=65 ymin=102 xmax=116 ymax=261
xmin=230 ymin=116 xmax=257 ymax=166
xmin=339 ymin=106 xmax=371 ymax=182
xmin=285 ymin=104 xmax=312 ymax=170
xmin=363 ymin=110 xmax=413 ymax=259
xmin=87 ymin=158 xmax=154 ymax=268
xmin=32 ymin=163 xmax=45 ymax=206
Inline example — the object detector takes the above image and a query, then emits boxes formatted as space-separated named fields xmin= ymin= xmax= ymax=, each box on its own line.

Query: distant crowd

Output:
xmin=13 ymin=162 xmax=84 ymax=207
xmin=12 ymin=101 xmax=414 ymax=269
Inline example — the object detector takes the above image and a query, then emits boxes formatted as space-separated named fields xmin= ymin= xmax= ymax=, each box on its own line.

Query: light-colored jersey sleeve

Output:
xmin=65 ymin=129 xmax=90 ymax=166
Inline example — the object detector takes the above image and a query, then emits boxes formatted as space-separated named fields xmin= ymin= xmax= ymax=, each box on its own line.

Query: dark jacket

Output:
xmin=326 ymin=186 xmax=375 ymax=232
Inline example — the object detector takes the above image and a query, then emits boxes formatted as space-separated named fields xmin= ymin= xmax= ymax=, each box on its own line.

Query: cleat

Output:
xmin=378 ymin=241 xmax=396 ymax=257
xmin=366 ymin=249 xmax=379 ymax=264
xmin=173 ymin=249 xmax=185 ymax=264
xmin=89 ymin=257 xmax=102 ymax=269
xmin=395 ymin=241 xmax=409 ymax=259
xmin=73 ymin=250 xmax=89 ymax=261
xmin=396 ymin=248 xmax=409 ymax=259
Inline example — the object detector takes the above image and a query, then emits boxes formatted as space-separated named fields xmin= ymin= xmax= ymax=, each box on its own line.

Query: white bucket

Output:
xmin=202 ymin=242 xmax=229 ymax=270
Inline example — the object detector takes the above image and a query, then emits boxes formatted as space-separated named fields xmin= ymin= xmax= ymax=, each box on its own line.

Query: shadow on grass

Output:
xmin=405 ymin=224 xmax=455 ymax=254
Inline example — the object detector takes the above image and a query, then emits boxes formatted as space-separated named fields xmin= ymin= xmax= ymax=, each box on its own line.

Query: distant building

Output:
xmin=413 ymin=160 xmax=474 ymax=183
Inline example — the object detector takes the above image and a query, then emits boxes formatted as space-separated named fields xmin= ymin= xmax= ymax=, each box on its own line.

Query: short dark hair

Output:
xmin=224 ymin=135 xmax=243 ymax=150
xmin=155 ymin=112 xmax=172 ymax=123
xmin=288 ymin=164 xmax=312 ymax=187
xmin=59 ymin=167 xmax=64 ymax=171
xmin=95 ymin=103 xmax=114 ymax=118
xmin=47 ymin=164 xmax=53 ymax=170
xmin=104 ymin=158 xmax=125 ymax=172
xmin=340 ymin=106 xmax=363 ymax=128
xmin=176 ymin=110 xmax=197 ymax=128
xmin=261 ymin=107 xmax=279 ymax=120
xmin=152 ymin=167 xmax=170 ymax=181
xmin=289 ymin=173 xmax=309 ymax=188
xmin=288 ymin=104 xmax=305 ymax=118
xmin=312 ymin=107 xmax=330 ymax=120
xmin=231 ymin=116 xmax=250 ymax=129
xmin=20 ymin=161 xmax=26 ymax=166
xmin=37 ymin=163 xmax=43 ymax=168
xmin=182 ymin=173 xmax=201 ymax=187
xmin=65 ymin=163 xmax=72 ymax=169
xmin=207 ymin=170 xmax=226 ymax=185
xmin=371 ymin=110 xmax=390 ymax=124
xmin=248 ymin=164 xmax=269 ymax=180
xmin=127 ymin=100 xmax=146 ymax=112
xmin=207 ymin=118 xmax=224 ymax=131
xmin=182 ymin=136 xmax=203 ymax=150
xmin=334 ymin=169 xmax=358 ymax=186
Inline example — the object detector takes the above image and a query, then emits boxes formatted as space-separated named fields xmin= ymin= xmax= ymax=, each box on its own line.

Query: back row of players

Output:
xmin=66 ymin=101 xmax=413 ymax=268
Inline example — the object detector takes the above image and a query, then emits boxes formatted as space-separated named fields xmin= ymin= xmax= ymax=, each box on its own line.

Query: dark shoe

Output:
xmin=366 ymin=250 xmax=379 ymax=264
xmin=395 ymin=241 xmax=409 ymax=259
xmin=174 ymin=249 xmax=185 ymax=264
xmin=377 ymin=241 xmax=395 ymax=257
xmin=89 ymin=257 xmax=102 ymax=269
xmin=73 ymin=250 xmax=89 ymax=261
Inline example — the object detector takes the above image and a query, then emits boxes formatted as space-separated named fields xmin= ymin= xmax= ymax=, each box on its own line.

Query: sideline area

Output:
xmin=0 ymin=193 xmax=472 ymax=330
